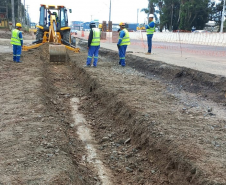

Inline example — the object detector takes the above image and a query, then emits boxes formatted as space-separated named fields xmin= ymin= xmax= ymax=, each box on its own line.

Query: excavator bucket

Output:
xmin=49 ymin=45 xmax=67 ymax=62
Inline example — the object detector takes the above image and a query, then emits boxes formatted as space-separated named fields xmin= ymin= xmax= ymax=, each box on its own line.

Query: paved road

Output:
xmin=99 ymin=39 xmax=226 ymax=77
xmin=132 ymin=39 xmax=226 ymax=55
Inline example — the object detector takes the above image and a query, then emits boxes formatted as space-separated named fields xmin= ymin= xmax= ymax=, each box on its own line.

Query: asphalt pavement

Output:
xmin=99 ymin=39 xmax=226 ymax=77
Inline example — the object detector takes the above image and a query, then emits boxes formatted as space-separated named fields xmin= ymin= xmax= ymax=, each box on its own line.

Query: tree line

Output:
xmin=141 ymin=0 xmax=226 ymax=31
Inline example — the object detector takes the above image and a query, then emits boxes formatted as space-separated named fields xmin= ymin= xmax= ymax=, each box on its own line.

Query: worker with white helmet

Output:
xmin=145 ymin=14 xmax=155 ymax=55
xmin=85 ymin=21 xmax=101 ymax=67
xmin=10 ymin=23 xmax=23 ymax=63
xmin=117 ymin=22 xmax=130 ymax=67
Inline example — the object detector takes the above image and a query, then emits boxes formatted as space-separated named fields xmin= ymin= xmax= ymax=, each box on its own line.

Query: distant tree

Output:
xmin=141 ymin=0 xmax=160 ymax=28
xmin=210 ymin=0 xmax=224 ymax=31
xmin=141 ymin=0 xmax=212 ymax=31
xmin=178 ymin=0 xmax=211 ymax=30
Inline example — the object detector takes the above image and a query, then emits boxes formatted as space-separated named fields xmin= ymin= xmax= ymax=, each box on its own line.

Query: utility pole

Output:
xmin=24 ymin=0 xmax=26 ymax=25
xmin=18 ymin=0 xmax=20 ymax=22
xmin=11 ymin=0 xmax=15 ymax=28
xmin=137 ymin=9 xmax=139 ymax=25
xmin=109 ymin=0 xmax=111 ymax=22
xmin=26 ymin=5 xmax=29 ymax=26
xmin=5 ymin=0 xmax=8 ymax=19
xmin=170 ymin=4 xmax=174 ymax=31
xmin=220 ymin=0 xmax=226 ymax=33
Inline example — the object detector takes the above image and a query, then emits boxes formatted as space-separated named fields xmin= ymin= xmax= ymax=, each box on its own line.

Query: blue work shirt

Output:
xmin=19 ymin=31 xmax=23 ymax=46
xmin=117 ymin=30 xmax=125 ymax=45
xmin=145 ymin=22 xmax=155 ymax=29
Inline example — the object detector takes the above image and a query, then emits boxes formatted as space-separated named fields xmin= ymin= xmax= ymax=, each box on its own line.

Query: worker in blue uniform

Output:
xmin=85 ymin=22 xmax=101 ymax=67
xmin=145 ymin=14 xmax=155 ymax=55
xmin=117 ymin=22 xmax=130 ymax=67
xmin=10 ymin=23 xmax=23 ymax=63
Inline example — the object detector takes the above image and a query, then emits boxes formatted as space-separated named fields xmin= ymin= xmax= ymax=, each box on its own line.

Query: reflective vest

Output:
xmin=10 ymin=29 xmax=23 ymax=46
xmin=91 ymin=28 xmax=101 ymax=46
xmin=146 ymin=21 xmax=155 ymax=35
xmin=119 ymin=28 xmax=130 ymax=46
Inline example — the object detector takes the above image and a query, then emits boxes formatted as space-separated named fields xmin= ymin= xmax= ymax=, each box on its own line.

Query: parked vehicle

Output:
xmin=193 ymin=30 xmax=210 ymax=33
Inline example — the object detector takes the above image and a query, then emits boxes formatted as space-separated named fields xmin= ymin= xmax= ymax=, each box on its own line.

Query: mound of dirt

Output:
xmin=67 ymin=41 xmax=226 ymax=184
xmin=0 ymin=32 xmax=11 ymax=39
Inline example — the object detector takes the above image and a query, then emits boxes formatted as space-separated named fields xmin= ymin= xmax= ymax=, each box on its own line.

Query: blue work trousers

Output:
xmin=118 ymin=45 xmax=127 ymax=67
xmin=147 ymin=34 xmax=153 ymax=53
xmin=13 ymin=45 xmax=22 ymax=62
xmin=86 ymin=45 xmax=100 ymax=67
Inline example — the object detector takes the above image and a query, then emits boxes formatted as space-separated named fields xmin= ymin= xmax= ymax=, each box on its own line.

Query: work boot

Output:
xmin=145 ymin=52 xmax=151 ymax=55
xmin=16 ymin=61 xmax=22 ymax=63
xmin=84 ymin=64 xmax=91 ymax=67
xmin=92 ymin=65 xmax=97 ymax=68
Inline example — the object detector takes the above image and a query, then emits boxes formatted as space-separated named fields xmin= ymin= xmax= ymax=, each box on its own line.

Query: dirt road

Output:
xmin=0 ymin=35 xmax=226 ymax=184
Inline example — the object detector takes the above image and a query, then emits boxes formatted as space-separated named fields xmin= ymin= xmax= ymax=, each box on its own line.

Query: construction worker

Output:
xmin=117 ymin=22 xmax=130 ymax=67
xmin=10 ymin=23 xmax=23 ymax=63
xmin=145 ymin=14 xmax=155 ymax=55
xmin=52 ymin=12 xmax=59 ymax=27
xmin=85 ymin=22 xmax=101 ymax=67
xmin=99 ymin=24 xmax=102 ymax=31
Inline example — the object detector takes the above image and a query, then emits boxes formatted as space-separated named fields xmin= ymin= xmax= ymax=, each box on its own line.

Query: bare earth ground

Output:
xmin=0 ymin=45 xmax=100 ymax=184
xmin=0 ymin=35 xmax=226 ymax=185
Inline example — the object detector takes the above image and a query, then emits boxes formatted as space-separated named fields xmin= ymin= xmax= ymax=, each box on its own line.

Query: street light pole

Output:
xmin=109 ymin=0 xmax=111 ymax=22
xmin=137 ymin=9 xmax=139 ymax=24
xmin=220 ymin=0 xmax=226 ymax=33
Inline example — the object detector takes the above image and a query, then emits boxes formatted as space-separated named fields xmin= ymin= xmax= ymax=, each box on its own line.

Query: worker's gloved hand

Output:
xmin=117 ymin=44 xmax=119 ymax=49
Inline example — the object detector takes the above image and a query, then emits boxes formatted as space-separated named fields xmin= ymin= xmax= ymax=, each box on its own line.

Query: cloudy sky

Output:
xmin=23 ymin=0 xmax=149 ymax=24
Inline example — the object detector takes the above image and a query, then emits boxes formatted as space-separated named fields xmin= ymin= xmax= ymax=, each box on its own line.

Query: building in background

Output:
xmin=71 ymin=20 xmax=99 ymax=31
xmin=70 ymin=21 xmax=83 ymax=31
xmin=70 ymin=21 xmax=139 ymax=32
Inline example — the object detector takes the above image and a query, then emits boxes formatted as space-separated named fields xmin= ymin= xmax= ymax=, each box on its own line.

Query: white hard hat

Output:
xmin=149 ymin=14 xmax=154 ymax=18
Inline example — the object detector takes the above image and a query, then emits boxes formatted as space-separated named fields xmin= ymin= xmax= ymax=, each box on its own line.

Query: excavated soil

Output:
xmin=0 ymin=45 xmax=100 ymax=184
xmin=73 ymin=40 xmax=226 ymax=184
xmin=0 ymin=39 xmax=226 ymax=185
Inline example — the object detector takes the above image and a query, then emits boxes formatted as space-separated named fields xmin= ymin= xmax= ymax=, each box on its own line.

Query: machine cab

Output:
xmin=38 ymin=5 xmax=70 ymax=31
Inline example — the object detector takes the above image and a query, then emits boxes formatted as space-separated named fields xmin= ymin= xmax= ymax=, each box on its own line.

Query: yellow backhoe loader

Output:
xmin=23 ymin=4 xmax=79 ymax=62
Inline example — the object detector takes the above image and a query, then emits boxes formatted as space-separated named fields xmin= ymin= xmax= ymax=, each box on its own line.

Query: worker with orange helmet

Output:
xmin=10 ymin=23 xmax=23 ymax=63
xmin=117 ymin=22 xmax=130 ymax=67
xmin=145 ymin=14 xmax=155 ymax=55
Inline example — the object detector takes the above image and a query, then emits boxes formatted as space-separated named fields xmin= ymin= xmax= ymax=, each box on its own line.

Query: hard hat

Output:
xmin=149 ymin=14 xmax=154 ymax=18
xmin=16 ymin=23 xmax=22 ymax=28
xmin=119 ymin=22 xmax=125 ymax=26
xmin=99 ymin=24 xmax=102 ymax=28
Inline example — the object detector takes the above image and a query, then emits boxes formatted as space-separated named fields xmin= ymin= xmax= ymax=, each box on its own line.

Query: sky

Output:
xmin=23 ymin=0 xmax=149 ymax=24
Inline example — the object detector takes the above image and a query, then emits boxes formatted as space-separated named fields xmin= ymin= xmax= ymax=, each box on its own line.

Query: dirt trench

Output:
xmin=69 ymin=40 xmax=226 ymax=184
xmin=0 ymin=45 xmax=100 ymax=184
xmin=1 ymin=41 xmax=226 ymax=184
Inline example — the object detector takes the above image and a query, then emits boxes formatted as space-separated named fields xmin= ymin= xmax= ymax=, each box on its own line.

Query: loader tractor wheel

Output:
xmin=36 ymin=28 xmax=44 ymax=41
xmin=71 ymin=37 xmax=76 ymax=47
xmin=62 ymin=30 xmax=70 ymax=45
